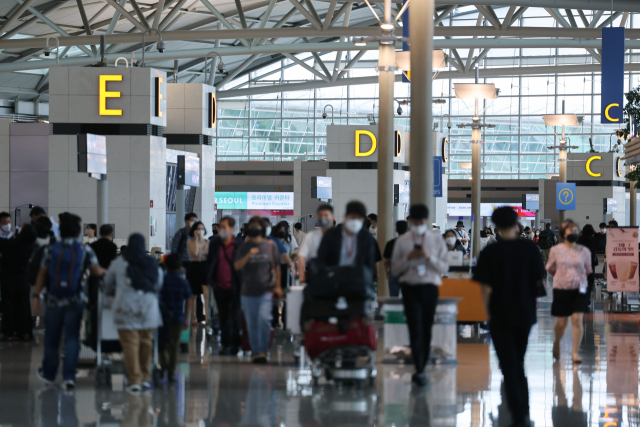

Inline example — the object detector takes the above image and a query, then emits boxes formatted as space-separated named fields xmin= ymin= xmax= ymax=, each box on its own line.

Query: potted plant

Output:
xmin=616 ymin=86 xmax=640 ymax=140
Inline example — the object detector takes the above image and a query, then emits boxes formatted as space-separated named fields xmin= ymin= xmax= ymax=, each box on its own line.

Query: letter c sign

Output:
xmin=586 ymin=155 xmax=602 ymax=177
xmin=605 ymin=103 xmax=620 ymax=122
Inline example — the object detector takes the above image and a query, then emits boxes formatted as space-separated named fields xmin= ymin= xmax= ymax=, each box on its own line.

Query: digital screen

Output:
xmin=215 ymin=192 xmax=294 ymax=210
xmin=184 ymin=155 xmax=200 ymax=187
xmin=607 ymin=198 xmax=618 ymax=213
xmin=525 ymin=194 xmax=539 ymax=211
xmin=312 ymin=176 xmax=332 ymax=199
xmin=77 ymin=133 xmax=107 ymax=177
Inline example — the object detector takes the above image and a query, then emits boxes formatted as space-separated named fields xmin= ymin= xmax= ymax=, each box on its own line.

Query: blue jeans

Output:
xmin=42 ymin=301 xmax=84 ymax=382
xmin=242 ymin=293 xmax=273 ymax=354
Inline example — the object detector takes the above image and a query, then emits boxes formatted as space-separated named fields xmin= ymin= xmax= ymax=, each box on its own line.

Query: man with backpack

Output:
xmin=32 ymin=214 xmax=105 ymax=390
xmin=538 ymin=223 xmax=557 ymax=263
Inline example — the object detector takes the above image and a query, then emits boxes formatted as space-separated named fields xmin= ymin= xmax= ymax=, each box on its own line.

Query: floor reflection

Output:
xmin=4 ymin=311 xmax=640 ymax=426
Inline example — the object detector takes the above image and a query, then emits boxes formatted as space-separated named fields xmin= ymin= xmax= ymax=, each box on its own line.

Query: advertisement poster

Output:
xmin=606 ymin=227 xmax=640 ymax=292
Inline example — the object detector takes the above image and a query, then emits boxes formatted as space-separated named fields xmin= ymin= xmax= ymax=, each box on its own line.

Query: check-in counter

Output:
xmin=439 ymin=266 xmax=487 ymax=323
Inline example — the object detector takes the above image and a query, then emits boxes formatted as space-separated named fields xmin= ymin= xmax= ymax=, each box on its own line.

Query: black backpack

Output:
xmin=538 ymin=229 xmax=554 ymax=249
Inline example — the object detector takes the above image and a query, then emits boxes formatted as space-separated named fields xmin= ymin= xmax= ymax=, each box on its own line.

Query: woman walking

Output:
xmin=105 ymin=233 xmax=163 ymax=393
xmin=578 ymin=224 xmax=598 ymax=306
xmin=187 ymin=221 xmax=210 ymax=330
xmin=546 ymin=220 xmax=592 ymax=363
xmin=234 ymin=216 xmax=283 ymax=363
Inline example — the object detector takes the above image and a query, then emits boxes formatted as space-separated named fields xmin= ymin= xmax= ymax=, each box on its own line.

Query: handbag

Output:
xmin=534 ymin=279 xmax=547 ymax=297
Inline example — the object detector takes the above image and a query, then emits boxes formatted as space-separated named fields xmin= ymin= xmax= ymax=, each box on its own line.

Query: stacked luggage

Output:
xmin=301 ymin=265 xmax=377 ymax=387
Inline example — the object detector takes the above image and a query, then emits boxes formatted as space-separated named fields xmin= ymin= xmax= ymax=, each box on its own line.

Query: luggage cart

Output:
xmin=311 ymin=346 xmax=377 ymax=388
xmin=94 ymin=288 xmax=163 ymax=388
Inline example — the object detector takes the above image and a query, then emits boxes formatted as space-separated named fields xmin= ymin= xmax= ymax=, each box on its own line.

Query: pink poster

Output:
xmin=606 ymin=227 xmax=640 ymax=292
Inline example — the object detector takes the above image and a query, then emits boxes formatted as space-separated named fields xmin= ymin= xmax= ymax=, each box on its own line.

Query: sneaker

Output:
xmin=141 ymin=381 xmax=152 ymax=390
xmin=126 ymin=384 xmax=142 ymax=394
xmin=63 ymin=380 xmax=75 ymax=392
xmin=37 ymin=368 xmax=55 ymax=386
xmin=411 ymin=372 xmax=428 ymax=387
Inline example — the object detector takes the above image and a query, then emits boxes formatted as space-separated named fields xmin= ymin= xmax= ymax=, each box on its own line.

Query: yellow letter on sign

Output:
xmin=355 ymin=130 xmax=377 ymax=157
xmin=99 ymin=75 xmax=123 ymax=116
xmin=586 ymin=155 xmax=602 ymax=177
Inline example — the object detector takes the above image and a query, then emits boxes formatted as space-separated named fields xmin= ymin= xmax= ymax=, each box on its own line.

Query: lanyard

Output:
xmin=344 ymin=234 xmax=356 ymax=258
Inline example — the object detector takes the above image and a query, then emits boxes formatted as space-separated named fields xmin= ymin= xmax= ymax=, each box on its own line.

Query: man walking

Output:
xmin=391 ymin=204 xmax=449 ymax=386
xmin=298 ymin=204 xmax=334 ymax=283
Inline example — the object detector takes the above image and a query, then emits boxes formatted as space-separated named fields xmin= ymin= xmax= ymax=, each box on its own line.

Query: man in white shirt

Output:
xmin=298 ymin=204 xmax=334 ymax=283
xmin=454 ymin=220 xmax=469 ymax=249
xmin=0 ymin=212 xmax=13 ymax=239
xmin=391 ymin=204 xmax=449 ymax=387
xmin=293 ymin=222 xmax=307 ymax=248
xmin=367 ymin=213 xmax=378 ymax=237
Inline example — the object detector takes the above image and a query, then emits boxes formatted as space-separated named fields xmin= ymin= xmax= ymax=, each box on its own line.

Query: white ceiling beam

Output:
xmin=288 ymin=0 xmax=322 ymax=30
xmin=152 ymin=0 xmax=165 ymax=29
xmin=588 ymin=10 xmax=604 ymax=28
xmin=475 ymin=5 xmax=501 ymax=30
xmin=322 ymin=1 xmax=337 ymax=30
xmin=104 ymin=0 xmax=147 ymax=32
xmin=0 ymin=0 xmax=36 ymax=35
xmin=577 ymin=9 xmax=589 ymax=27
xmin=128 ymin=0 xmax=151 ymax=29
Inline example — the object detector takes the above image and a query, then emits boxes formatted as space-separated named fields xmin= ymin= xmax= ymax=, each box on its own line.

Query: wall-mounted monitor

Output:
xmin=178 ymin=154 xmax=200 ymax=187
xmin=311 ymin=176 xmax=332 ymax=199
xmin=522 ymin=194 xmax=539 ymax=211
xmin=77 ymin=133 xmax=107 ymax=178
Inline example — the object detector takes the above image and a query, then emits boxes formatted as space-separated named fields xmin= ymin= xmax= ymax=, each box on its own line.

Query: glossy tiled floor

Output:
xmin=0 ymin=306 xmax=638 ymax=426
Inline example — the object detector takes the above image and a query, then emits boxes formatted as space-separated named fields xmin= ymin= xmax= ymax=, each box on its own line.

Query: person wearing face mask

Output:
xmin=171 ymin=212 xmax=198 ymax=265
xmin=0 ymin=211 xmax=13 ymax=239
xmin=273 ymin=221 xmax=297 ymax=288
xmin=594 ymin=222 xmax=607 ymax=254
xmin=443 ymin=229 xmax=467 ymax=255
xmin=523 ymin=226 xmax=533 ymax=241
xmin=533 ymin=229 xmax=540 ymax=244
xmin=293 ymin=222 xmax=306 ymax=248
xmin=84 ymin=224 xmax=97 ymax=244
xmin=298 ymin=204 xmax=335 ymax=284
xmin=187 ymin=221 xmax=210 ymax=329
xmin=546 ymin=219 xmax=592 ymax=364
xmin=234 ymin=216 xmax=283 ymax=363
xmin=473 ymin=207 xmax=545 ymax=427
xmin=209 ymin=223 xmax=220 ymax=242
xmin=207 ymin=217 xmax=243 ymax=355
xmin=453 ymin=221 xmax=469 ymax=249
xmin=315 ymin=201 xmax=378 ymax=274
xmin=578 ymin=224 xmax=598 ymax=308
xmin=390 ymin=204 xmax=449 ymax=387
xmin=367 ymin=213 xmax=378 ymax=238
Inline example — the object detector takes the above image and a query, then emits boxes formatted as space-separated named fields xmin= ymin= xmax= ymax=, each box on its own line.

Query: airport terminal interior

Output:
xmin=2 ymin=0 xmax=640 ymax=426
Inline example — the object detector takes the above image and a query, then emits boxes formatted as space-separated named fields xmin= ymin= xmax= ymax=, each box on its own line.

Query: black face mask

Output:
xmin=247 ymin=228 xmax=262 ymax=238
xmin=212 ymin=229 xmax=219 ymax=236
xmin=566 ymin=233 xmax=579 ymax=243
xmin=277 ymin=231 xmax=286 ymax=239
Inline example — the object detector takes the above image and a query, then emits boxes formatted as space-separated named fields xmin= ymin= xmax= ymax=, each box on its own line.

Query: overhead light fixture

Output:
xmin=380 ymin=23 xmax=395 ymax=30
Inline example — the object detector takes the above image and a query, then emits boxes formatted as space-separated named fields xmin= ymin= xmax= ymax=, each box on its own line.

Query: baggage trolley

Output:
xmin=94 ymin=288 xmax=163 ymax=388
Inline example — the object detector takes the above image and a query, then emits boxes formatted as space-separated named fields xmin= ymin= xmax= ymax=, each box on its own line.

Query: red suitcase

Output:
xmin=303 ymin=317 xmax=376 ymax=360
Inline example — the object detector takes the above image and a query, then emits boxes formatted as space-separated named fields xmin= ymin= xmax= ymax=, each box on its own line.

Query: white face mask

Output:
xmin=1 ymin=224 xmax=10 ymax=233
xmin=197 ymin=229 xmax=204 ymax=237
xmin=601 ymin=229 xmax=606 ymax=233
xmin=368 ymin=227 xmax=376 ymax=234
xmin=219 ymin=230 xmax=230 ymax=240
xmin=345 ymin=219 xmax=364 ymax=234
xmin=266 ymin=226 xmax=272 ymax=236
xmin=445 ymin=237 xmax=457 ymax=246
xmin=412 ymin=224 xmax=428 ymax=236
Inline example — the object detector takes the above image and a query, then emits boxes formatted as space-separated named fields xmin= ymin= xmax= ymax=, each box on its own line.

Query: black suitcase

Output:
xmin=307 ymin=265 xmax=374 ymax=300
xmin=300 ymin=296 xmax=371 ymax=326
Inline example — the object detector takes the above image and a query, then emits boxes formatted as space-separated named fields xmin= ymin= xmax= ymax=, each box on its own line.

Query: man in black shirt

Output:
xmin=90 ymin=225 xmax=118 ymax=269
xmin=383 ymin=220 xmax=408 ymax=296
xmin=473 ymin=207 xmax=545 ymax=427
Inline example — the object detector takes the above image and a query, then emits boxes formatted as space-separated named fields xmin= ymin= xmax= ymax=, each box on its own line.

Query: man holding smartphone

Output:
xmin=391 ymin=204 xmax=449 ymax=387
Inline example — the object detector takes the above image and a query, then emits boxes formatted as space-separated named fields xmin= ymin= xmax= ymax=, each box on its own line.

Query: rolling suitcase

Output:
xmin=303 ymin=317 xmax=376 ymax=360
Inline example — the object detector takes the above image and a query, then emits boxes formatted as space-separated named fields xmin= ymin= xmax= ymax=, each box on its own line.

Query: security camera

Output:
xmin=447 ymin=121 xmax=452 ymax=129
xmin=156 ymin=41 xmax=166 ymax=53
xmin=44 ymin=47 xmax=51 ymax=57
xmin=322 ymin=112 xmax=327 ymax=119
xmin=397 ymin=106 xmax=403 ymax=115
xmin=218 ymin=61 xmax=226 ymax=74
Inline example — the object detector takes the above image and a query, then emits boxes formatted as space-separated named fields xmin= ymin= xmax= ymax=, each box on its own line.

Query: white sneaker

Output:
xmin=126 ymin=384 xmax=142 ymax=394
xmin=141 ymin=381 xmax=151 ymax=390
xmin=37 ymin=368 xmax=55 ymax=386
xmin=63 ymin=380 xmax=75 ymax=391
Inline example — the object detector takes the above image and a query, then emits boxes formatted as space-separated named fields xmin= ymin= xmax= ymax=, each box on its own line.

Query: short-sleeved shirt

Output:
xmin=235 ymin=239 xmax=281 ymax=296
xmin=473 ymin=239 xmax=545 ymax=328
xmin=91 ymin=238 xmax=118 ymax=269
xmin=298 ymin=229 xmax=323 ymax=260
xmin=41 ymin=238 xmax=99 ymax=305
xmin=546 ymin=244 xmax=593 ymax=292
xmin=160 ymin=272 xmax=193 ymax=324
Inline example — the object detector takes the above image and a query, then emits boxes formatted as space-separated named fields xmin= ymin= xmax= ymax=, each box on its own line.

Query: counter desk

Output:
xmin=439 ymin=266 xmax=487 ymax=323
